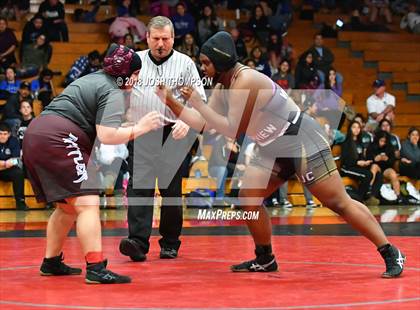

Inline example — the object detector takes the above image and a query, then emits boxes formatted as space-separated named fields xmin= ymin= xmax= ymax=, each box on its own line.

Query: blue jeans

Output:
xmin=209 ymin=166 xmax=228 ymax=200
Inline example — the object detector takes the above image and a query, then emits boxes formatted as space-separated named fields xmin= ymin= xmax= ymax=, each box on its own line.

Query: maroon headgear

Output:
xmin=103 ymin=43 xmax=142 ymax=77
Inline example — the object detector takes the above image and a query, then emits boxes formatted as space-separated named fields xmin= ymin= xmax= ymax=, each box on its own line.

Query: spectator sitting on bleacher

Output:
xmin=250 ymin=46 xmax=271 ymax=77
xmin=17 ymin=34 xmax=50 ymax=79
xmin=340 ymin=120 xmax=381 ymax=205
xmin=367 ymin=130 xmax=403 ymax=204
xmin=399 ymin=127 xmax=419 ymax=180
xmin=73 ymin=1 xmax=101 ymax=23
xmin=171 ymin=2 xmax=195 ymax=46
xmin=295 ymin=51 xmax=320 ymax=89
xmin=377 ymin=118 xmax=401 ymax=159
xmin=123 ymin=33 xmax=138 ymax=51
xmin=176 ymin=33 xmax=200 ymax=64
xmin=21 ymin=14 xmax=48 ymax=46
xmin=306 ymin=34 xmax=335 ymax=80
xmin=366 ymin=0 xmax=393 ymax=24
xmin=268 ymin=0 xmax=293 ymax=32
xmin=38 ymin=0 xmax=69 ymax=42
xmin=366 ymin=79 xmax=395 ymax=131
xmin=353 ymin=113 xmax=374 ymax=149
xmin=229 ymin=28 xmax=248 ymax=62
xmin=2 ymin=81 xmax=32 ymax=136
xmin=63 ymin=50 xmax=102 ymax=87
xmin=109 ymin=16 xmax=147 ymax=44
xmin=268 ymin=50 xmax=280 ymax=78
xmin=248 ymin=4 xmax=271 ymax=43
xmin=325 ymin=68 xmax=342 ymax=96
xmin=197 ymin=4 xmax=224 ymax=45
xmin=272 ymin=59 xmax=294 ymax=91
xmin=400 ymin=2 xmax=420 ymax=34
xmin=0 ymin=18 xmax=17 ymax=72
xmin=31 ymin=68 xmax=54 ymax=108
xmin=0 ymin=67 xmax=20 ymax=100
xmin=117 ymin=0 xmax=135 ymax=17
xmin=16 ymin=100 xmax=33 ymax=148
xmin=266 ymin=31 xmax=282 ymax=56
xmin=0 ymin=122 xmax=27 ymax=210
xmin=244 ymin=58 xmax=256 ymax=69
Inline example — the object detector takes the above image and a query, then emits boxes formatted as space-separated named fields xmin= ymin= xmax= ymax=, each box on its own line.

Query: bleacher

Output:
xmin=0 ymin=2 xmax=419 ymax=209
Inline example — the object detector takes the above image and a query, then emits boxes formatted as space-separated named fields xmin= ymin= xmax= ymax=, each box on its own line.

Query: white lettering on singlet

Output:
xmin=62 ymin=133 xmax=88 ymax=184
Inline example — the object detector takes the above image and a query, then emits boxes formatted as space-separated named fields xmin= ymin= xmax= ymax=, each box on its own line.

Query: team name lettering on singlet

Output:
xmin=255 ymin=124 xmax=278 ymax=141
xmin=62 ymin=133 xmax=88 ymax=184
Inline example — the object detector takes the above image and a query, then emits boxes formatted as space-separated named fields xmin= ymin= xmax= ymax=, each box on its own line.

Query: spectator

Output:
xmin=340 ymin=120 xmax=381 ymax=204
xmin=269 ymin=0 xmax=293 ymax=32
xmin=229 ymin=28 xmax=248 ymax=62
xmin=0 ymin=67 xmax=20 ymax=100
xmin=275 ymin=182 xmax=317 ymax=208
xmin=21 ymin=14 xmax=48 ymax=46
xmin=377 ymin=118 xmax=401 ymax=158
xmin=366 ymin=79 xmax=395 ymax=130
xmin=244 ymin=58 xmax=256 ymax=69
xmin=306 ymin=34 xmax=335 ymax=79
xmin=17 ymin=100 xmax=33 ymax=147
xmin=0 ymin=18 xmax=18 ymax=72
xmin=279 ymin=32 xmax=294 ymax=63
xmin=268 ymin=50 xmax=280 ymax=78
xmin=18 ymin=34 xmax=50 ymax=78
xmin=63 ymin=51 xmax=102 ymax=86
xmin=400 ymin=2 xmax=420 ymax=34
xmin=272 ymin=59 xmax=294 ymax=90
xmin=2 ymin=81 xmax=33 ymax=136
xmin=295 ymin=51 xmax=320 ymax=89
xmin=353 ymin=113 xmax=374 ymax=149
xmin=208 ymin=135 xmax=245 ymax=206
xmin=109 ymin=16 xmax=147 ymax=44
xmin=242 ymin=28 xmax=261 ymax=56
xmin=267 ymin=31 xmax=282 ymax=55
xmin=248 ymin=4 xmax=271 ymax=43
xmin=30 ymin=68 xmax=54 ymax=108
xmin=0 ymin=122 xmax=27 ymax=210
xmin=171 ymin=2 xmax=195 ymax=45
xmin=123 ymin=33 xmax=138 ymax=51
xmin=367 ymin=130 xmax=402 ymax=203
xmin=117 ymin=0 xmax=134 ymax=17
xmin=38 ymin=0 xmax=69 ymax=42
xmin=73 ymin=1 xmax=101 ymax=23
xmin=197 ymin=4 xmax=224 ymax=45
xmin=250 ymin=46 xmax=271 ymax=77
xmin=176 ymin=33 xmax=199 ymax=63
xmin=367 ymin=0 xmax=392 ymax=24
xmin=399 ymin=127 xmax=419 ymax=180
xmin=325 ymin=68 xmax=343 ymax=96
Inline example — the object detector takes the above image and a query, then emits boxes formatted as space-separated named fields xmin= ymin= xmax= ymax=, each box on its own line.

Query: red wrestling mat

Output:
xmin=0 ymin=236 xmax=419 ymax=309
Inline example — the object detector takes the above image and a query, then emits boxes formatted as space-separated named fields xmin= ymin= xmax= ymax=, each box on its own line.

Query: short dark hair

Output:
xmin=0 ymin=122 xmax=11 ymax=133
xmin=0 ymin=17 xmax=7 ymax=24
xmin=408 ymin=126 xmax=418 ymax=137
xmin=314 ymin=33 xmax=323 ymax=39
xmin=88 ymin=50 xmax=101 ymax=60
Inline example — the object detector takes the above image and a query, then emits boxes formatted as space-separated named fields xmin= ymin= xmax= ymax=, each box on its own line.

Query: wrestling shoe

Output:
xmin=160 ymin=248 xmax=178 ymax=259
xmin=119 ymin=238 xmax=146 ymax=262
xmin=40 ymin=252 xmax=82 ymax=276
xmin=231 ymin=254 xmax=278 ymax=272
xmin=86 ymin=260 xmax=131 ymax=284
xmin=378 ymin=244 xmax=406 ymax=278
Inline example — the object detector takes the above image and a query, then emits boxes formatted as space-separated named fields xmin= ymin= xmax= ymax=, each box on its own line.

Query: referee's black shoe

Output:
xmin=378 ymin=244 xmax=406 ymax=278
xmin=231 ymin=254 xmax=278 ymax=272
xmin=119 ymin=238 xmax=146 ymax=262
xmin=160 ymin=247 xmax=178 ymax=259
xmin=40 ymin=252 xmax=82 ymax=276
xmin=86 ymin=260 xmax=131 ymax=284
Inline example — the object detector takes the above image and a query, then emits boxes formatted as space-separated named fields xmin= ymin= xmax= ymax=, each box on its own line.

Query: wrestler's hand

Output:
xmin=182 ymin=86 xmax=204 ymax=109
xmin=135 ymin=111 xmax=164 ymax=134
xmin=155 ymin=84 xmax=175 ymax=106
xmin=172 ymin=120 xmax=190 ymax=140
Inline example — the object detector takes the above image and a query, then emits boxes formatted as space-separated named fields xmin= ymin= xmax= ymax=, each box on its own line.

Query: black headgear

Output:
xmin=200 ymin=31 xmax=238 ymax=72
xmin=103 ymin=43 xmax=142 ymax=78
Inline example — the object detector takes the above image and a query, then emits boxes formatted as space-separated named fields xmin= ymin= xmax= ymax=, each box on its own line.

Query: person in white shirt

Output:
xmin=366 ymin=79 xmax=395 ymax=131
xmin=400 ymin=3 xmax=420 ymax=34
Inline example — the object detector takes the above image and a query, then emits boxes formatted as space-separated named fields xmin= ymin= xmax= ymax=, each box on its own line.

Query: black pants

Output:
xmin=0 ymin=166 xmax=25 ymax=202
xmin=341 ymin=166 xmax=382 ymax=199
xmin=46 ymin=22 xmax=69 ymax=42
xmin=127 ymin=125 xmax=193 ymax=253
xmin=400 ymin=163 xmax=420 ymax=180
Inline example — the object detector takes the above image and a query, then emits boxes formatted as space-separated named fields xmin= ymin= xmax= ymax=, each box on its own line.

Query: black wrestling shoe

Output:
xmin=119 ymin=238 xmax=146 ymax=262
xmin=160 ymin=248 xmax=178 ymax=259
xmin=40 ymin=252 xmax=82 ymax=276
xmin=378 ymin=244 xmax=406 ymax=278
xmin=85 ymin=260 xmax=131 ymax=284
xmin=231 ymin=255 xmax=278 ymax=272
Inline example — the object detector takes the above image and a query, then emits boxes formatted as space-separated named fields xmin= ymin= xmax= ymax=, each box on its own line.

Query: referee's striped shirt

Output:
xmin=131 ymin=49 xmax=206 ymax=124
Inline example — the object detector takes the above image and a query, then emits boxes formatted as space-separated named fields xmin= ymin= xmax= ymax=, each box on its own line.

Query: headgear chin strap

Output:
xmin=103 ymin=43 xmax=142 ymax=78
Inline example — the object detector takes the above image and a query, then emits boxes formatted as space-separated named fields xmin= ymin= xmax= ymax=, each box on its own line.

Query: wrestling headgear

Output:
xmin=103 ymin=43 xmax=142 ymax=77
xmin=200 ymin=31 xmax=238 ymax=72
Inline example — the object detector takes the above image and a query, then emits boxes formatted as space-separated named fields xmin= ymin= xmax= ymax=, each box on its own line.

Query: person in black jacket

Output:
xmin=399 ymin=127 xmax=419 ymax=180
xmin=248 ymin=4 xmax=271 ymax=43
xmin=367 ymin=130 xmax=402 ymax=203
xmin=340 ymin=120 xmax=381 ymax=203
xmin=295 ymin=51 xmax=320 ymax=89
xmin=306 ymin=34 xmax=335 ymax=78
xmin=21 ymin=14 xmax=52 ymax=62
xmin=38 ymin=0 xmax=68 ymax=42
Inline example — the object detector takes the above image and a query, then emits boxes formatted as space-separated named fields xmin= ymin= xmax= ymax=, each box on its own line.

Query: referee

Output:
xmin=119 ymin=16 xmax=206 ymax=261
